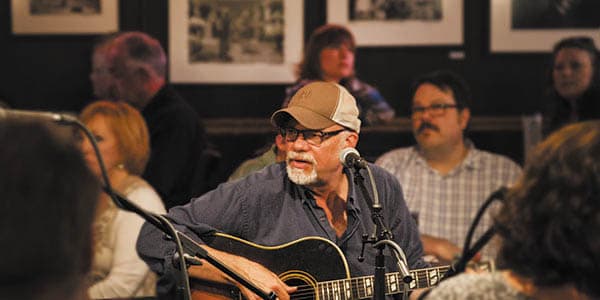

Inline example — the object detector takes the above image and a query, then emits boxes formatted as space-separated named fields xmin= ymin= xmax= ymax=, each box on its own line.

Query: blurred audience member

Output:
xmin=543 ymin=36 xmax=600 ymax=135
xmin=90 ymin=33 xmax=118 ymax=100
xmin=228 ymin=133 xmax=286 ymax=181
xmin=0 ymin=119 xmax=100 ymax=300
xmin=107 ymin=31 xmax=210 ymax=209
xmin=79 ymin=101 xmax=165 ymax=299
xmin=282 ymin=24 xmax=395 ymax=125
xmin=424 ymin=120 xmax=600 ymax=300
xmin=377 ymin=70 xmax=521 ymax=262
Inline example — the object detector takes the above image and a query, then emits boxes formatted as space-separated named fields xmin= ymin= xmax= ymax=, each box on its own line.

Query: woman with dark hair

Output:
xmin=543 ymin=36 xmax=600 ymax=135
xmin=423 ymin=121 xmax=600 ymax=299
xmin=282 ymin=24 xmax=395 ymax=125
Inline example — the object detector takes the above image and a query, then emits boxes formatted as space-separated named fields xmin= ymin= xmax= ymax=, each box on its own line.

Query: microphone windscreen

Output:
xmin=339 ymin=147 xmax=360 ymax=167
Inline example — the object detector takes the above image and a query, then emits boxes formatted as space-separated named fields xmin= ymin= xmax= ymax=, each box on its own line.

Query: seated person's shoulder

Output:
xmin=363 ymin=163 xmax=405 ymax=190
xmin=126 ymin=178 xmax=166 ymax=214
xmin=473 ymin=149 xmax=522 ymax=172
xmin=375 ymin=146 xmax=414 ymax=167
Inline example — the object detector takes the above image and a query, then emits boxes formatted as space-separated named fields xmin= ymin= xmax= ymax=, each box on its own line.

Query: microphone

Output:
xmin=0 ymin=108 xmax=77 ymax=124
xmin=340 ymin=147 xmax=368 ymax=169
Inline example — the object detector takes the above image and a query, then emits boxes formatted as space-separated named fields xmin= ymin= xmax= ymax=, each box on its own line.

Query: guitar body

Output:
xmin=190 ymin=233 xmax=491 ymax=299
xmin=192 ymin=233 xmax=351 ymax=299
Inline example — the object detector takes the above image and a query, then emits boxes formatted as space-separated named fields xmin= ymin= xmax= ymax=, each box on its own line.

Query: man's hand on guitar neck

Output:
xmin=188 ymin=246 xmax=297 ymax=300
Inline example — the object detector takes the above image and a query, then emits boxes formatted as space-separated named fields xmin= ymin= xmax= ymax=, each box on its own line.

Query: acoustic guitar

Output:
xmin=190 ymin=233 xmax=494 ymax=299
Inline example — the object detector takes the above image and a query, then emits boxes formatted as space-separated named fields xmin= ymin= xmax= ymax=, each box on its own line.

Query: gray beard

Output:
xmin=285 ymin=150 xmax=318 ymax=185
xmin=286 ymin=163 xmax=318 ymax=185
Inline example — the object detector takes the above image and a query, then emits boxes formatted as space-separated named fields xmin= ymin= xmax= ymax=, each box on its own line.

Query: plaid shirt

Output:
xmin=376 ymin=141 xmax=522 ymax=260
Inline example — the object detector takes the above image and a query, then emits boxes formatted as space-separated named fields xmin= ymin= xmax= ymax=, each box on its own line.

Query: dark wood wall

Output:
xmin=0 ymin=0 xmax=550 ymax=115
xmin=0 ymin=1 xmax=550 ymax=181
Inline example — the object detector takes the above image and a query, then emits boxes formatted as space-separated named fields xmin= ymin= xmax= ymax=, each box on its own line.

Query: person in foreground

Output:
xmin=137 ymin=81 xmax=427 ymax=299
xmin=79 ymin=101 xmax=165 ymax=298
xmin=0 ymin=119 xmax=100 ymax=300
xmin=423 ymin=120 xmax=600 ymax=300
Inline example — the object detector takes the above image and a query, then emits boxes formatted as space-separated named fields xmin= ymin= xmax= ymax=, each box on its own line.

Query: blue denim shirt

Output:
xmin=137 ymin=162 xmax=426 ymax=296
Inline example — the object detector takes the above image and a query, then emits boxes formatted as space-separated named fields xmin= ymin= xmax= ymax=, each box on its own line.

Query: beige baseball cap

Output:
xmin=271 ymin=81 xmax=361 ymax=133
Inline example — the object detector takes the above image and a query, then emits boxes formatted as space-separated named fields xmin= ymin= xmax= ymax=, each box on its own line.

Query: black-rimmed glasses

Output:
xmin=279 ymin=128 xmax=346 ymax=146
xmin=411 ymin=103 xmax=459 ymax=118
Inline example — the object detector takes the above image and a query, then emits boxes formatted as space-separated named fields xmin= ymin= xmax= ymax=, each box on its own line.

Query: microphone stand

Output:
xmin=70 ymin=118 xmax=275 ymax=300
xmin=352 ymin=165 xmax=412 ymax=300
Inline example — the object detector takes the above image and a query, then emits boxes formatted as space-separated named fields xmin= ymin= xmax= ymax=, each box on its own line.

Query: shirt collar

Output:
xmin=344 ymin=167 xmax=361 ymax=213
xmin=293 ymin=168 xmax=361 ymax=213
xmin=412 ymin=139 xmax=480 ymax=175
xmin=460 ymin=139 xmax=479 ymax=170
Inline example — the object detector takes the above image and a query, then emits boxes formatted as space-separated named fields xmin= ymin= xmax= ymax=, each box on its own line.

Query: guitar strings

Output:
xmin=283 ymin=266 xmax=452 ymax=299
xmin=287 ymin=282 xmax=407 ymax=299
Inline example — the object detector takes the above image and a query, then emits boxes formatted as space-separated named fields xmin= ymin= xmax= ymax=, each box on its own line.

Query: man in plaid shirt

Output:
xmin=376 ymin=70 xmax=522 ymax=263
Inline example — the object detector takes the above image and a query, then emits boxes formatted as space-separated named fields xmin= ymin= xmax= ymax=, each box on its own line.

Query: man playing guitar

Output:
xmin=137 ymin=82 xmax=429 ymax=299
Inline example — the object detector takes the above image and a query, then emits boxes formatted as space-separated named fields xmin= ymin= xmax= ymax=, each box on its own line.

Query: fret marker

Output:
xmin=428 ymin=269 xmax=439 ymax=286
xmin=388 ymin=274 xmax=398 ymax=292
xmin=365 ymin=277 xmax=373 ymax=296
xmin=409 ymin=271 xmax=417 ymax=289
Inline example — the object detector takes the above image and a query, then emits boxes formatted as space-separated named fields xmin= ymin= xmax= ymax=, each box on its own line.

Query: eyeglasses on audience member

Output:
xmin=411 ymin=103 xmax=459 ymax=118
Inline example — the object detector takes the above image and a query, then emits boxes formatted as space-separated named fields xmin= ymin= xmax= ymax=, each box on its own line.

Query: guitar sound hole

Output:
xmin=285 ymin=278 xmax=315 ymax=299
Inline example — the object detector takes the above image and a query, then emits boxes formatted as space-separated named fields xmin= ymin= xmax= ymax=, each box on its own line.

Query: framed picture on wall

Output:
xmin=169 ymin=0 xmax=303 ymax=84
xmin=490 ymin=0 xmax=600 ymax=52
xmin=11 ymin=0 xmax=118 ymax=34
xmin=327 ymin=0 xmax=463 ymax=47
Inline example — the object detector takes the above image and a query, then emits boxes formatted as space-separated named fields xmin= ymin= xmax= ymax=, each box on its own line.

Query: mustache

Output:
xmin=417 ymin=122 xmax=439 ymax=133
xmin=286 ymin=151 xmax=316 ymax=165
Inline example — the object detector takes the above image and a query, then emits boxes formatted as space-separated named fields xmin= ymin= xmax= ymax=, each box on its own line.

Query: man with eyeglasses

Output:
xmin=376 ymin=70 xmax=522 ymax=264
xmin=137 ymin=81 xmax=428 ymax=299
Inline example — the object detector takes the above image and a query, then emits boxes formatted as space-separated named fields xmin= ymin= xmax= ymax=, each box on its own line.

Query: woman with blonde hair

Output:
xmin=79 ymin=100 xmax=165 ymax=298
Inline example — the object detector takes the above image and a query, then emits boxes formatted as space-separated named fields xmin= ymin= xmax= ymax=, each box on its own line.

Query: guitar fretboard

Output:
xmin=315 ymin=265 xmax=451 ymax=299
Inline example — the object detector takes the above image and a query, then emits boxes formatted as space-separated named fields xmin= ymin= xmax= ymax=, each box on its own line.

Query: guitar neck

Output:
xmin=315 ymin=265 xmax=450 ymax=299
